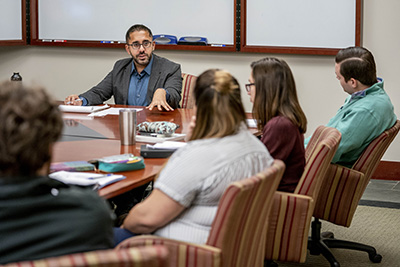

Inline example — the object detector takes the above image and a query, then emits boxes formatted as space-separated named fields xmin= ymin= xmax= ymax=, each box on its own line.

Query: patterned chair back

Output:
xmin=295 ymin=126 xmax=342 ymax=200
xmin=206 ymin=160 xmax=285 ymax=267
xmin=117 ymin=161 xmax=284 ymax=267
xmin=180 ymin=73 xmax=197 ymax=109
xmin=314 ymin=120 xmax=400 ymax=227
xmin=265 ymin=126 xmax=341 ymax=263
xmin=1 ymin=246 xmax=168 ymax=267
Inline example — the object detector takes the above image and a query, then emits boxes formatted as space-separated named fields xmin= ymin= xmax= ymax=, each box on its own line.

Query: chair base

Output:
xmin=308 ymin=218 xmax=382 ymax=267
xmin=264 ymin=260 xmax=278 ymax=267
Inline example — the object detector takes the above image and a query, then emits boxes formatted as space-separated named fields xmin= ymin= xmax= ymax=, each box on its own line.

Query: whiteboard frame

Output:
xmin=240 ymin=0 xmax=362 ymax=55
xmin=0 ymin=0 xmax=27 ymax=46
xmin=30 ymin=0 xmax=237 ymax=52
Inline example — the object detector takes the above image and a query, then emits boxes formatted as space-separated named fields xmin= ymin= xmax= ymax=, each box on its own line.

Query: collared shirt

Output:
xmin=304 ymin=78 xmax=396 ymax=167
xmin=349 ymin=88 xmax=367 ymax=103
xmin=128 ymin=56 xmax=154 ymax=106
xmin=348 ymin=77 xmax=382 ymax=103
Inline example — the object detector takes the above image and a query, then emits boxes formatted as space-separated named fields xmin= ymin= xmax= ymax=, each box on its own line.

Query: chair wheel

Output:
xmin=321 ymin=231 xmax=334 ymax=239
xmin=369 ymin=253 xmax=382 ymax=263
xmin=264 ymin=260 xmax=278 ymax=267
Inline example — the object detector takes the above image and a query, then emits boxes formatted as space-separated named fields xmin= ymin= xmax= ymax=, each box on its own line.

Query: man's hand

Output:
xmin=146 ymin=88 xmax=173 ymax=111
xmin=64 ymin=94 xmax=83 ymax=106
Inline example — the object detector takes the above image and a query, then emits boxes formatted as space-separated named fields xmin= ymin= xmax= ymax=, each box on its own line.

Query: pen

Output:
xmin=101 ymin=41 xmax=114 ymax=43
xmin=111 ymin=156 xmax=140 ymax=164
xmin=89 ymin=173 xmax=113 ymax=180
xmin=211 ymin=44 xmax=226 ymax=47
xmin=54 ymin=40 xmax=67 ymax=43
xmin=126 ymin=158 xmax=141 ymax=164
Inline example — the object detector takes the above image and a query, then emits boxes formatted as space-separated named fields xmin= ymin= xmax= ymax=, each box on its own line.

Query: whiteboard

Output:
xmin=38 ymin=0 xmax=234 ymax=45
xmin=0 ymin=0 xmax=23 ymax=40
xmin=246 ymin=0 xmax=356 ymax=48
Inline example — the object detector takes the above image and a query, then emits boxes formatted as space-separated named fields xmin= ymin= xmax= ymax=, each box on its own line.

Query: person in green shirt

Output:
xmin=305 ymin=46 xmax=396 ymax=168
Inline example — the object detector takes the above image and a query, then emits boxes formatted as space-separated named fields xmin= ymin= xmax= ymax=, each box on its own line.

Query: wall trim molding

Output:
xmin=372 ymin=160 xmax=400 ymax=181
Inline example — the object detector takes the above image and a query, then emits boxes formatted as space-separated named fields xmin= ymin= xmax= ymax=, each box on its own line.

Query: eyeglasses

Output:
xmin=127 ymin=41 xmax=153 ymax=50
xmin=245 ymin=83 xmax=255 ymax=92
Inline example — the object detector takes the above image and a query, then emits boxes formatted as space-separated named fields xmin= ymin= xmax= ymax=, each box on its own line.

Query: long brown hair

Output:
xmin=251 ymin=57 xmax=307 ymax=133
xmin=189 ymin=69 xmax=247 ymax=141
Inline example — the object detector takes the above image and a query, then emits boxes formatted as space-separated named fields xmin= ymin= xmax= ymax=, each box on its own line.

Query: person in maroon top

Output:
xmin=246 ymin=57 xmax=308 ymax=192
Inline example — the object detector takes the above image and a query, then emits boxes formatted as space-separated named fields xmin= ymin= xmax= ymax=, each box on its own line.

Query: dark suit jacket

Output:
xmin=80 ymin=54 xmax=182 ymax=108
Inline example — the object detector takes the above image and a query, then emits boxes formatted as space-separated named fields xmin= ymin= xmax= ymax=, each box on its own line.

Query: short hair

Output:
xmin=189 ymin=69 xmax=247 ymax=141
xmin=335 ymin=46 xmax=377 ymax=86
xmin=125 ymin=24 xmax=153 ymax=43
xmin=0 ymin=81 xmax=63 ymax=176
xmin=251 ymin=57 xmax=307 ymax=133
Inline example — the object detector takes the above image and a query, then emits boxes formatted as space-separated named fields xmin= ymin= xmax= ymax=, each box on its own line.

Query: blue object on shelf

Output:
xmin=153 ymin=34 xmax=177 ymax=44
xmin=178 ymin=36 xmax=208 ymax=46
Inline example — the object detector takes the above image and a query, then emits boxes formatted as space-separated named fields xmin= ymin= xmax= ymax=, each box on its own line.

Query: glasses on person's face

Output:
xmin=245 ymin=83 xmax=255 ymax=92
xmin=127 ymin=41 xmax=152 ymax=50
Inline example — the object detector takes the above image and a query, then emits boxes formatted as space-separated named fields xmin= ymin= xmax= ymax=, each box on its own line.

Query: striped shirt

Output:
xmin=154 ymin=125 xmax=273 ymax=243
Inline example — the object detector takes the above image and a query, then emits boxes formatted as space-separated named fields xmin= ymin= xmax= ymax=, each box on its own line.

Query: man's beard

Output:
xmin=132 ymin=52 xmax=151 ymax=66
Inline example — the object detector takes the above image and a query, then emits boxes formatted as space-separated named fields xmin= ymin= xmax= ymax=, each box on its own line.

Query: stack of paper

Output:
xmin=88 ymin=107 xmax=143 ymax=117
xmin=49 ymin=171 xmax=125 ymax=189
xmin=136 ymin=133 xmax=186 ymax=143
xmin=147 ymin=141 xmax=187 ymax=150
xmin=59 ymin=104 xmax=110 ymax=113
xmin=246 ymin=119 xmax=257 ymax=128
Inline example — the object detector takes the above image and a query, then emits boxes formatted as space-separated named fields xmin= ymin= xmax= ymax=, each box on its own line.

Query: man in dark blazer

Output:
xmin=65 ymin=24 xmax=182 ymax=111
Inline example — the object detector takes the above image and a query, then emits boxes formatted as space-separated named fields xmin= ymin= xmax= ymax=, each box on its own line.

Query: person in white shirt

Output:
xmin=115 ymin=69 xmax=273 ymax=245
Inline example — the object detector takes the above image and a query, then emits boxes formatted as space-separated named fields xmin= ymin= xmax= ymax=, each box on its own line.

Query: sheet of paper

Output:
xmin=62 ymin=113 xmax=94 ymax=120
xmin=136 ymin=133 xmax=186 ymax=143
xmin=147 ymin=141 xmax=187 ymax=150
xmin=246 ymin=119 xmax=257 ymax=128
xmin=59 ymin=104 xmax=110 ymax=113
xmin=88 ymin=107 xmax=143 ymax=117
xmin=49 ymin=171 xmax=125 ymax=189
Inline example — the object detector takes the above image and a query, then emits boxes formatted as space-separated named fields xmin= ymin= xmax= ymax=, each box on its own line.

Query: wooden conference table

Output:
xmin=53 ymin=105 xmax=194 ymax=199
xmin=53 ymin=104 xmax=257 ymax=199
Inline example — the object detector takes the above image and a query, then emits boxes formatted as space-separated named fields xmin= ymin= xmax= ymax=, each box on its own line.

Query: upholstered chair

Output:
xmin=117 ymin=160 xmax=285 ymax=267
xmin=180 ymin=73 xmax=197 ymax=109
xmin=264 ymin=126 xmax=341 ymax=265
xmin=1 ymin=246 xmax=168 ymax=267
xmin=308 ymin=120 xmax=400 ymax=267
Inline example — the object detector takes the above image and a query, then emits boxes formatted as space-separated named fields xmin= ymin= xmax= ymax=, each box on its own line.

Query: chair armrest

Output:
xmin=2 ymin=246 xmax=168 ymax=267
xmin=117 ymin=235 xmax=221 ymax=267
xmin=314 ymin=164 xmax=365 ymax=227
xmin=265 ymin=191 xmax=314 ymax=263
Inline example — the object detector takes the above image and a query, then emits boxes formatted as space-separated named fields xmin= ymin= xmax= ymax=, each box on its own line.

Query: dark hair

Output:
xmin=189 ymin=69 xmax=247 ymax=141
xmin=125 ymin=24 xmax=153 ymax=43
xmin=335 ymin=46 xmax=377 ymax=86
xmin=251 ymin=57 xmax=307 ymax=133
xmin=0 ymin=81 xmax=63 ymax=176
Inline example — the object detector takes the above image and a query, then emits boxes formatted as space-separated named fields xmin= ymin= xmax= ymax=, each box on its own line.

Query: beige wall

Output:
xmin=0 ymin=0 xmax=399 ymax=160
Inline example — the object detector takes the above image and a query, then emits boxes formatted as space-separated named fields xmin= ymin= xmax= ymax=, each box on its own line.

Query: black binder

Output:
xmin=140 ymin=145 xmax=177 ymax=158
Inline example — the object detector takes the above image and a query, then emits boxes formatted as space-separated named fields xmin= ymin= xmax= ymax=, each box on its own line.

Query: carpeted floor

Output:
xmin=275 ymin=205 xmax=400 ymax=267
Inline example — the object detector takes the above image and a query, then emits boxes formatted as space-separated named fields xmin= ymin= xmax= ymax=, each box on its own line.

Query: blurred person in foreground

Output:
xmin=0 ymin=81 xmax=114 ymax=264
